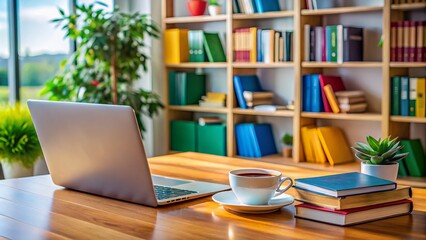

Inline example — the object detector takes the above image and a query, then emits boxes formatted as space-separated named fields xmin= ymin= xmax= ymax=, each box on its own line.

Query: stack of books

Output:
xmin=300 ymin=125 xmax=353 ymax=165
xmin=390 ymin=21 xmax=425 ymax=62
xmin=294 ymin=172 xmax=413 ymax=226
xmin=391 ymin=76 xmax=425 ymax=117
xmin=233 ymin=0 xmax=281 ymax=14
xmin=199 ymin=92 xmax=226 ymax=108
xmin=335 ymin=91 xmax=368 ymax=113
xmin=168 ymin=72 xmax=206 ymax=105
xmin=235 ymin=123 xmax=277 ymax=158
xmin=233 ymin=28 xmax=293 ymax=63
xmin=304 ymin=25 xmax=363 ymax=63
xmin=398 ymin=139 xmax=426 ymax=177
xmin=243 ymin=91 xmax=273 ymax=108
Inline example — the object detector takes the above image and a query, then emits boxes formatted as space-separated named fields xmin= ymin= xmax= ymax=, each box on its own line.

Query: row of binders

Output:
xmin=304 ymin=25 xmax=363 ymax=63
xmin=164 ymin=29 xmax=226 ymax=64
xmin=302 ymin=74 xmax=368 ymax=113
xmin=233 ymin=0 xmax=281 ymax=14
xmin=391 ymin=76 xmax=426 ymax=117
xmin=234 ymin=28 xmax=293 ymax=63
xmin=235 ymin=123 xmax=277 ymax=158
xmin=390 ymin=21 xmax=426 ymax=62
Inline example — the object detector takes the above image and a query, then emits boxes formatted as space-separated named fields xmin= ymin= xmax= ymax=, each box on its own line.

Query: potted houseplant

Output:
xmin=187 ymin=0 xmax=207 ymax=16
xmin=41 ymin=3 xmax=163 ymax=134
xmin=0 ymin=105 xmax=43 ymax=179
xmin=282 ymin=133 xmax=293 ymax=158
xmin=208 ymin=0 xmax=222 ymax=16
xmin=352 ymin=136 xmax=408 ymax=182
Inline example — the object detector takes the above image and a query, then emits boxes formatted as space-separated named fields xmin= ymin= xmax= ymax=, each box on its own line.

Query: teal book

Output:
xmin=168 ymin=71 xmax=178 ymax=105
xmin=203 ymin=32 xmax=226 ymax=62
xmin=400 ymin=139 xmax=426 ymax=177
xmin=294 ymin=172 xmax=396 ymax=197
xmin=170 ymin=120 xmax=197 ymax=152
xmin=326 ymin=26 xmax=338 ymax=62
xmin=391 ymin=76 xmax=401 ymax=116
xmin=401 ymin=76 xmax=410 ymax=116
xmin=197 ymin=124 xmax=227 ymax=156
xmin=188 ymin=30 xmax=205 ymax=62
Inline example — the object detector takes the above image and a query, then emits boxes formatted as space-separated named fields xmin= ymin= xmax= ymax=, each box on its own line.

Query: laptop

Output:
xmin=27 ymin=100 xmax=230 ymax=207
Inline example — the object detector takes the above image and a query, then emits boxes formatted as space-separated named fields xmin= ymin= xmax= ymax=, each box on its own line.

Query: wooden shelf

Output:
xmin=391 ymin=116 xmax=426 ymax=124
xmin=397 ymin=176 xmax=426 ymax=188
xmin=168 ymin=105 xmax=227 ymax=113
xmin=301 ymin=6 xmax=383 ymax=15
xmin=164 ymin=15 xmax=226 ymax=24
xmin=233 ymin=62 xmax=294 ymax=68
xmin=390 ymin=62 xmax=426 ymax=68
xmin=301 ymin=112 xmax=382 ymax=121
xmin=391 ymin=2 xmax=426 ymax=11
xmin=166 ymin=62 xmax=228 ymax=68
xmin=233 ymin=108 xmax=294 ymax=117
xmin=233 ymin=11 xmax=293 ymax=20
xmin=302 ymin=62 xmax=383 ymax=68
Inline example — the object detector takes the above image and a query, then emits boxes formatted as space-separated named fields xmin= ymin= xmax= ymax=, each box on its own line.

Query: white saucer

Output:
xmin=212 ymin=190 xmax=294 ymax=214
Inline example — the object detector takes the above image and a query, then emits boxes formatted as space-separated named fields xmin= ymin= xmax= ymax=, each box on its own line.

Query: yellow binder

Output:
xmin=416 ymin=78 xmax=425 ymax=117
xmin=317 ymin=126 xmax=354 ymax=166
xmin=164 ymin=29 xmax=189 ymax=64
xmin=301 ymin=125 xmax=315 ymax=162
xmin=309 ymin=128 xmax=327 ymax=164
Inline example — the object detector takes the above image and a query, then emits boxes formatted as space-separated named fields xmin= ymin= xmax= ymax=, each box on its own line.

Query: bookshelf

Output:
xmin=162 ymin=0 xmax=426 ymax=188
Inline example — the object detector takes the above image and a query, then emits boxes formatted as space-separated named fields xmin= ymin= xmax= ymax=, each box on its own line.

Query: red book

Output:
xmin=391 ymin=22 xmax=397 ymax=62
xmin=296 ymin=199 xmax=413 ymax=226
xmin=319 ymin=75 xmax=346 ymax=113
xmin=396 ymin=21 xmax=404 ymax=62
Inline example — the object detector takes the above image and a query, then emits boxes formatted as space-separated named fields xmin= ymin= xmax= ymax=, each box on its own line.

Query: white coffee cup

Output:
xmin=229 ymin=168 xmax=293 ymax=205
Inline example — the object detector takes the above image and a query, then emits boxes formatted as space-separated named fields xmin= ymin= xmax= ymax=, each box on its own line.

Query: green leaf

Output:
xmin=366 ymin=136 xmax=380 ymax=150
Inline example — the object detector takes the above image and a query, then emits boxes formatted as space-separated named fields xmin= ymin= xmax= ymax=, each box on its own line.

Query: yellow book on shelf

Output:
xmin=416 ymin=78 xmax=425 ymax=117
xmin=207 ymin=92 xmax=226 ymax=100
xmin=301 ymin=125 xmax=315 ymax=162
xmin=317 ymin=126 xmax=354 ymax=166
xmin=324 ymin=84 xmax=340 ymax=113
xmin=164 ymin=29 xmax=189 ymax=64
xmin=309 ymin=128 xmax=327 ymax=164
xmin=249 ymin=27 xmax=257 ymax=63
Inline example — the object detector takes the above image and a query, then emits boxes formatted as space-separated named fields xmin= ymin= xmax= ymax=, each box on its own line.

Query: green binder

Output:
xmin=197 ymin=124 xmax=227 ymax=156
xmin=189 ymin=30 xmax=205 ymax=62
xmin=168 ymin=71 xmax=178 ymax=105
xmin=180 ymin=72 xmax=206 ymax=105
xmin=401 ymin=139 xmax=426 ymax=177
xmin=391 ymin=76 xmax=401 ymax=116
xmin=397 ymin=158 xmax=409 ymax=177
xmin=203 ymin=32 xmax=226 ymax=62
xmin=170 ymin=120 xmax=197 ymax=152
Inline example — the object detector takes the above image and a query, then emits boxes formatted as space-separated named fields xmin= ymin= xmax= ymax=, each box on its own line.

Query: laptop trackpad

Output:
xmin=151 ymin=175 xmax=192 ymax=186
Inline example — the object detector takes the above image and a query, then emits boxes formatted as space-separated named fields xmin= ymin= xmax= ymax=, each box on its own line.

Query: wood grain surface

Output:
xmin=0 ymin=152 xmax=424 ymax=239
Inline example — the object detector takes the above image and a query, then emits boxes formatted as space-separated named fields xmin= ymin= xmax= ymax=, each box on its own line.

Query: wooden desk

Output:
xmin=0 ymin=152 xmax=425 ymax=239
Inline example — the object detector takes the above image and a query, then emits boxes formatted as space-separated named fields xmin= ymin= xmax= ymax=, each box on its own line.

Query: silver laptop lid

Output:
xmin=28 ymin=100 xmax=158 ymax=206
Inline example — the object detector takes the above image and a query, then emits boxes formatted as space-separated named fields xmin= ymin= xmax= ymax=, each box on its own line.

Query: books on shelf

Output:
xmin=169 ymin=72 xmax=206 ymax=106
xmin=391 ymin=76 xmax=426 ymax=117
xmin=294 ymin=172 xmax=412 ymax=226
xmin=188 ymin=30 xmax=206 ymax=62
xmin=391 ymin=21 xmax=425 ymax=62
xmin=319 ymin=75 xmax=346 ymax=113
xmin=199 ymin=92 xmax=227 ymax=108
xmin=243 ymin=91 xmax=274 ymax=107
xmin=233 ymin=0 xmax=281 ymax=14
xmin=304 ymin=0 xmax=334 ymax=10
xmin=235 ymin=123 xmax=277 ymax=158
xmin=233 ymin=28 xmax=293 ymax=63
xmin=253 ymin=105 xmax=286 ymax=112
xmin=198 ymin=117 xmax=223 ymax=126
xmin=335 ymin=91 xmax=367 ymax=113
xmin=304 ymin=25 xmax=363 ymax=63
xmin=400 ymin=139 xmax=426 ymax=177
xmin=233 ymin=75 xmax=263 ymax=109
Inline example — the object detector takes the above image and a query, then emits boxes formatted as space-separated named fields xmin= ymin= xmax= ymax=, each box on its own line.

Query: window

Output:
xmin=0 ymin=1 xmax=9 ymax=103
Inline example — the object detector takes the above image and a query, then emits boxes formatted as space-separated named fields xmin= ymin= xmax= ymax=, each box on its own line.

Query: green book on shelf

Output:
xmin=326 ymin=26 xmax=338 ymax=62
xmin=203 ymin=32 xmax=226 ymax=62
xmin=197 ymin=124 xmax=227 ymax=156
xmin=397 ymin=158 xmax=409 ymax=177
xmin=168 ymin=71 xmax=177 ymax=105
xmin=409 ymin=77 xmax=417 ymax=116
xmin=189 ymin=30 xmax=206 ymax=62
xmin=170 ymin=120 xmax=197 ymax=152
xmin=391 ymin=76 xmax=401 ymax=116
xmin=179 ymin=72 xmax=206 ymax=105
xmin=400 ymin=139 xmax=426 ymax=177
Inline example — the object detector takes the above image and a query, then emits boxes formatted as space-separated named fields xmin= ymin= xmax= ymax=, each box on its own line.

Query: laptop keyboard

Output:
xmin=154 ymin=185 xmax=198 ymax=200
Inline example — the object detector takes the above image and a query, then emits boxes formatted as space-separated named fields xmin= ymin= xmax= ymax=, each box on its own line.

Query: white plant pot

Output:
xmin=1 ymin=161 xmax=33 ymax=179
xmin=360 ymin=162 xmax=399 ymax=182
xmin=208 ymin=5 xmax=222 ymax=16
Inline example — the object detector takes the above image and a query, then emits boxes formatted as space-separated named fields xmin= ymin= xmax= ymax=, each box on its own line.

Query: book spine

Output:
xmin=416 ymin=21 xmax=424 ymax=62
xmin=304 ymin=25 xmax=310 ymax=61
xmin=391 ymin=76 xmax=401 ymax=116
xmin=416 ymin=78 xmax=425 ymax=117
xmin=403 ymin=21 xmax=410 ymax=62
xmin=409 ymin=21 xmax=416 ymax=62
xmin=330 ymin=26 xmax=337 ymax=62
xmin=397 ymin=21 xmax=404 ymax=62
xmin=257 ymin=29 xmax=262 ymax=62
xmin=250 ymin=27 xmax=257 ymax=63
xmin=409 ymin=78 xmax=417 ymax=116
xmin=322 ymin=27 xmax=326 ymax=61
xmin=315 ymin=27 xmax=322 ymax=62
xmin=391 ymin=22 xmax=397 ymax=62
xmin=310 ymin=27 xmax=315 ymax=61
xmin=401 ymin=76 xmax=410 ymax=116
xmin=337 ymin=25 xmax=343 ymax=63
xmin=286 ymin=31 xmax=293 ymax=61
xmin=423 ymin=21 xmax=426 ymax=62
xmin=311 ymin=75 xmax=323 ymax=112
xmin=302 ymin=75 xmax=311 ymax=111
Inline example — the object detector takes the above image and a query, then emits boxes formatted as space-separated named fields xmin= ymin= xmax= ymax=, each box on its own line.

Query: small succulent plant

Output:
xmin=352 ymin=136 xmax=408 ymax=165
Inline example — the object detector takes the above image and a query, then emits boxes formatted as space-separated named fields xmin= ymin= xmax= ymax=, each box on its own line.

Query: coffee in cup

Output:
xmin=229 ymin=168 xmax=293 ymax=205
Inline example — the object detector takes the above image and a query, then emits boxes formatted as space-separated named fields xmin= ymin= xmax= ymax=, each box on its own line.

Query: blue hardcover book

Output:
xmin=252 ymin=123 xmax=278 ymax=157
xmin=251 ymin=0 xmax=258 ymax=13
xmin=236 ymin=124 xmax=247 ymax=157
xmin=311 ymin=74 xmax=324 ymax=112
xmin=401 ymin=76 xmax=410 ymax=116
xmin=294 ymin=172 xmax=397 ymax=197
xmin=257 ymin=29 xmax=263 ymax=62
xmin=302 ymin=75 xmax=312 ymax=112
xmin=233 ymin=75 xmax=262 ymax=109
xmin=254 ymin=0 xmax=280 ymax=13
xmin=245 ymin=124 xmax=256 ymax=158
